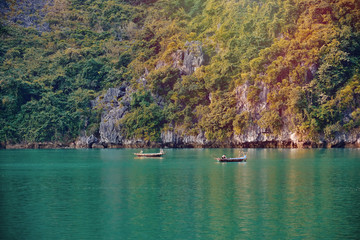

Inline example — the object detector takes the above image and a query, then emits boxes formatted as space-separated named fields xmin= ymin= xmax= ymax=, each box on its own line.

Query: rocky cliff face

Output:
xmin=83 ymin=41 xmax=208 ymax=148
xmin=172 ymin=41 xmax=204 ymax=75
xmin=232 ymin=81 xmax=295 ymax=146
xmin=2 ymin=0 xmax=51 ymax=32
xmin=77 ymin=41 xmax=202 ymax=147
xmin=231 ymin=80 xmax=360 ymax=148
xmin=73 ymin=84 xmax=132 ymax=148
xmin=83 ymin=40 xmax=360 ymax=148
xmin=91 ymin=85 xmax=132 ymax=147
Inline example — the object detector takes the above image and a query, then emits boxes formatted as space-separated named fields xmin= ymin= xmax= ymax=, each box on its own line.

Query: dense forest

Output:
xmin=1 ymin=0 xmax=360 ymax=147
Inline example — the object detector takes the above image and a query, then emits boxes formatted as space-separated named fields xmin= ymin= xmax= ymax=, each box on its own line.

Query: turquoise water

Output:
xmin=0 ymin=148 xmax=359 ymax=239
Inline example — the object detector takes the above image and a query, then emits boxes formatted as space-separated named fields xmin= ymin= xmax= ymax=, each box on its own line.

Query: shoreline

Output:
xmin=2 ymin=140 xmax=360 ymax=149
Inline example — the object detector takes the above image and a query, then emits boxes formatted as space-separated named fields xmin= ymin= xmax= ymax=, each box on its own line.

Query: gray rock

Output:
xmin=171 ymin=41 xmax=204 ymax=75
xmin=99 ymin=107 xmax=128 ymax=144
xmin=183 ymin=41 xmax=204 ymax=74
xmin=86 ymin=134 xmax=98 ymax=146
xmin=75 ymin=133 xmax=99 ymax=148
xmin=5 ymin=0 xmax=52 ymax=33
xmin=161 ymin=129 xmax=210 ymax=147
xmin=91 ymin=83 xmax=132 ymax=145
xmin=92 ymin=87 xmax=127 ymax=110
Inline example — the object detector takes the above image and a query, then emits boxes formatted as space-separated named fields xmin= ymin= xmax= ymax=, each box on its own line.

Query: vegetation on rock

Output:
xmin=1 ymin=0 xmax=359 ymax=145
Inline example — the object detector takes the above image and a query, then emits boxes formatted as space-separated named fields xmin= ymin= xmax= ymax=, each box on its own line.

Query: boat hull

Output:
xmin=134 ymin=153 xmax=164 ymax=157
xmin=217 ymin=157 xmax=247 ymax=162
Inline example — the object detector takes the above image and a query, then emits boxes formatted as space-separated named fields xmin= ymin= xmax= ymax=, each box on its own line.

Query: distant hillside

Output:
xmin=1 ymin=0 xmax=360 ymax=148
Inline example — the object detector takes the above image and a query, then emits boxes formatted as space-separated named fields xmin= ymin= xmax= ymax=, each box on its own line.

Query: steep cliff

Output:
xmin=1 ymin=0 xmax=360 ymax=149
xmin=91 ymin=39 xmax=360 ymax=148
xmin=2 ymin=0 xmax=51 ymax=32
xmin=90 ymin=41 xmax=207 ymax=147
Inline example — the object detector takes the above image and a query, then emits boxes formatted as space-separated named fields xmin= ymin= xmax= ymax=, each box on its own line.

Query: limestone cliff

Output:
xmin=87 ymin=41 xmax=209 ymax=148
xmin=89 ymin=40 xmax=360 ymax=148
xmin=2 ymin=0 xmax=51 ymax=32
xmin=89 ymin=85 xmax=131 ymax=147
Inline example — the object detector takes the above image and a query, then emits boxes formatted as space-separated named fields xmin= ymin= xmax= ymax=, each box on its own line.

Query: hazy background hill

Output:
xmin=1 ymin=0 xmax=359 ymax=148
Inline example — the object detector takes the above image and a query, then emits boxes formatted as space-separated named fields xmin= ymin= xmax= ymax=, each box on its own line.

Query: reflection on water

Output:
xmin=0 ymin=149 xmax=359 ymax=239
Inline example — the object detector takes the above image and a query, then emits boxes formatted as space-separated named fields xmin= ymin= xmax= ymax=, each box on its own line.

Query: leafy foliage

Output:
xmin=1 ymin=0 xmax=360 ymax=144
xmin=120 ymin=91 xmax=165 ymax=141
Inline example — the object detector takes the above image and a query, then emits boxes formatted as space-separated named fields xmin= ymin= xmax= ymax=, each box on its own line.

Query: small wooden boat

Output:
xmin=134 ymin=149 xmax=165 ymax=157
xmin=217 ymin=155 xmax=247 ymax=162
xmin=216 ymin=150 xmax=247 ymax=162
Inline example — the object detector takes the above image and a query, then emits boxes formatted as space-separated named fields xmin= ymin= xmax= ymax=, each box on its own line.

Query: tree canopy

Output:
xmin=1 ymin=0 xmax=359 ymax=144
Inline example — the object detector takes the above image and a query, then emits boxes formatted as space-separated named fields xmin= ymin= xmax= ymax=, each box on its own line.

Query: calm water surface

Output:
xmin=0 ymin=148 xmax=359 ymax=239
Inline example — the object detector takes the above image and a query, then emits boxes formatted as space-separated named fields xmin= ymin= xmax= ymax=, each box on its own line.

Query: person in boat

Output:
xmin=239 ymin=150 xmax=246 ymax=157
xmin=222 ymin=155 xmax=227 ymax=159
